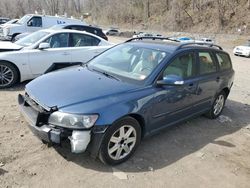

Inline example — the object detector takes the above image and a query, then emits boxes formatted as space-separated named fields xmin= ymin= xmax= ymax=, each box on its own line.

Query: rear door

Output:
xmin=194 ymin=50 xmax=221 ymax=110
xmin=28 ymin=32 xmax=71 ymax=75
xmin=69 ymin=33 xmax=108 ymax=63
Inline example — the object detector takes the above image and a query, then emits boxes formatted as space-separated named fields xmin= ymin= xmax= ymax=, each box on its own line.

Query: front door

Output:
xmin=26 ymin=16 xmax=43 ymax=33
xmin=28 ymin=33 xmax=71 ymax=75
xmin=150 ymin=52 xmax=200 ymax=132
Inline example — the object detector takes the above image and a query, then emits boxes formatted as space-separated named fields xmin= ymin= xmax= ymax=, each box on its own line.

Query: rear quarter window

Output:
xmin=215 ymin=52 xmax=232 ymax=71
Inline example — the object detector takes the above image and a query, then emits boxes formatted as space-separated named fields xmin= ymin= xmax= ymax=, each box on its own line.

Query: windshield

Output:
xmin=15 ymin=31 xmax=49 ymax=47
xmin=17 ymin=15 xmax=31 ymax=25
xmin=88 ymin=44 xmax=169 ymax=82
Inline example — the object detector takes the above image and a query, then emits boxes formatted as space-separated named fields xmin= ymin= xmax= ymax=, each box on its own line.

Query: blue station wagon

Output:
xmin=19 ymin=37 xmax=234 ymax=165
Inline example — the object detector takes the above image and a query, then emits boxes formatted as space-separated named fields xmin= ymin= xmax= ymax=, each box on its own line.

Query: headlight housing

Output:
xmin=48 ymin=112 xmax=98 ymax=129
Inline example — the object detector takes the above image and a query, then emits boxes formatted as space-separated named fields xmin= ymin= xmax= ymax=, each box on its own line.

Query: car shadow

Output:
xmin=0 ymin=81 xmax=30 ymax=92
xmin=53 ymin=99 xmax=250 ymax=173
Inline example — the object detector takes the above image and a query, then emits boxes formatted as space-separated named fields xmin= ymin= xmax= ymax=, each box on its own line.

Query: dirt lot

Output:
xmin=0 ymin=36 xmax=250 ymax=188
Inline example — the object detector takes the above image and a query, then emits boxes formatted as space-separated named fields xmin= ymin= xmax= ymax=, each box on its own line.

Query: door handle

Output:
xmin=62 ymin=52 xmax=70 ymax=56
xmin=216 ymin=77 xmax=220 ymax=82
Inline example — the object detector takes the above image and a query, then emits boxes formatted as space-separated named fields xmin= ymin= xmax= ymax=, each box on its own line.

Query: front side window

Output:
xmin=44 ymin=33 xmax=69 ymax=48
xmin=27 ymin=17 xmax=42 ymax=27
xmin=216 ymin=52 xmax=232 ymax=70
xmin=163 ymin=53 xmax=196 ymax=79
xmin=88 ymin=44 xmax=169 ymax=81
xmin=71 ymin=33 xmax=100 ymax=47
xmin=198 ymin=52 xmax=216 ymax=74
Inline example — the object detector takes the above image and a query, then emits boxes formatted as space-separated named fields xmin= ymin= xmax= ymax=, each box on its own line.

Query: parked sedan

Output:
xmin=104 ymin=28 xmax=120 ymax=36
xmin=233 ymin=42 xmax=250 ymax=57
xmin=14 ymin=24 xmax=108 ymax=42
xmin=0 ymin=29 xmax=113 ymax=88
xmin=19 ymin=37 xmax=234 ymax=165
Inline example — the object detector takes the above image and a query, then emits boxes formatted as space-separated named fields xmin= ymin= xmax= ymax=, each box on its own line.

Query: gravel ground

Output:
xmin=0 ymin=36 xmax=250 ymax=188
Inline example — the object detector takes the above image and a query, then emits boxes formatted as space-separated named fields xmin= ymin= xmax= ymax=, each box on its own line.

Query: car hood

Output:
xmin=0 ymin=41 xmax=23 ymax=52
xmin=25 ymin=66 xmax=139 ymax=110
xmin=1 ymin=23 xmax=20 ymax=28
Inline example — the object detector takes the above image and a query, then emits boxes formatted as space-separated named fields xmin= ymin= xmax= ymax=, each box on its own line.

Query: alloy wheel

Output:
xmin=213 ymin=94 xmax=225 ymax=116
xmin=0 ymin=64 xmax=14 ymax=87
xmin=108 ymin=125 xmax=137 ymax=160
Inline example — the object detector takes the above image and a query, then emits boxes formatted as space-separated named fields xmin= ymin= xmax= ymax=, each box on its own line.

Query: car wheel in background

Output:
xmin=99 ymin=117 xmax=141 ymax=165
xmin=0 ymin=61 xmax=19 ymax=88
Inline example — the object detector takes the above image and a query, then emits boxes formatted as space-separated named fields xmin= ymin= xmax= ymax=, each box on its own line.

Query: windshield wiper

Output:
xmin=92 ymin=68 xmax=120 ymax=81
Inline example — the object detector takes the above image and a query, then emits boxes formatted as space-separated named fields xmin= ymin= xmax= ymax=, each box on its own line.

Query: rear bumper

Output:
xmin=18 ymin=94 xmax=92 ymax=153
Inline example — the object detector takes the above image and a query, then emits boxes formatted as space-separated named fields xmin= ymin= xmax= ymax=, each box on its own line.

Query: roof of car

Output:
xmin=126 ymin=38 xmax=224 ymax=53
xmin=41 ymin=29 xmax=105 ymax=40
xmin=54 ymin=23 xmax=102 ymax=30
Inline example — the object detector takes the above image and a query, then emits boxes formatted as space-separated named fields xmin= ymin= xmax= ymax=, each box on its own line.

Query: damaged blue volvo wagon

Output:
xmin=19 ymin=37 xmax=234 ymax=165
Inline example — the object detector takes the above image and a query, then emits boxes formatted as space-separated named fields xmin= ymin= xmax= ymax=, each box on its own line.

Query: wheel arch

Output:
xmin=222 ymin=87 xmax=230 ymax=99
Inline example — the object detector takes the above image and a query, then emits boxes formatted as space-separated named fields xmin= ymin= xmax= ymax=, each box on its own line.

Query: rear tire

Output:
xmin=205 ymin=91 xmax=226 ymax=119
xmin=99 ymin=117 xmax=141 ymax=165
xmin=0 ymin=61 xmax=19 ymax=89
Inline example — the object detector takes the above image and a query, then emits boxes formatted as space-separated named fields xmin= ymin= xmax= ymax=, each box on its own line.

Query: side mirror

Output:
xmin=157 ymin=75 xmax=184 ymax=86
xmin=27 ymin=22 xmax=32 ymax=26
xmin=38 ymin=43 xmax=50 ymax=50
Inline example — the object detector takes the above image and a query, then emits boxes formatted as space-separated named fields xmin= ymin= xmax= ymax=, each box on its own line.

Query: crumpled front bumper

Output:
xmin=18 ymin=94 xmax=91 ymax=153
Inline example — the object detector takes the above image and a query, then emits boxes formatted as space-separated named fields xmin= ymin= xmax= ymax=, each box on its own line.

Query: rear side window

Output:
xmin=71 ymin=33 xmax=100 ymax=47
xmin=215 ymin=52 xmax=232 ymax=70
xmin=163 ymin=52 xmax=196 ymax=79
xmin=198 ymin=52 xmax=217 ymax=75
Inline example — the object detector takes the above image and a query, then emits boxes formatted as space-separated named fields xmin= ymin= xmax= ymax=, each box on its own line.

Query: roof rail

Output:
xmin=125 ymin=36 xmax=180 ymax=43
xmin=175 ymin=42 xmax=223 ymax=51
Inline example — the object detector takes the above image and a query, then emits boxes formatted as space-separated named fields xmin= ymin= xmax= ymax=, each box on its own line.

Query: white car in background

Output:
xmin=233 ymin=42 xmax=250 ymax=57
xmin=104 ymin=28 xmax=120 ymax=36
xmin=195 ymin=38 xmax=214 ymax=44
xmin=0 ymin=14 xmax=85 ymax=41
xmin=0 ymin=29 xmax=113 ymax=88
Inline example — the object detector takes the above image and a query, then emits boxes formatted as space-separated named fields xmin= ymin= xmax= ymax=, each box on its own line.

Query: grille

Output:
xmin=24 ymin=93 xmax=51 ymax=127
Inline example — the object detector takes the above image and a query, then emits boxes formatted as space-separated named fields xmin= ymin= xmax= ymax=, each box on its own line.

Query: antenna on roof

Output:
xmin=42 ymin=10 xmax=46 ymax=16
xmin=64 ymin=12 xmax=67 ymax=18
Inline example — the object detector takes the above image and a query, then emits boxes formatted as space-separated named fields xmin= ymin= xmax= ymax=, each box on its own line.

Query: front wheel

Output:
xmin=99 ymin=117 xmax=141 ymax=165
xmin=205 ymin=91 xmax=226 ymax=119
xmin=0 ymin=62 xmax=19 ymax=89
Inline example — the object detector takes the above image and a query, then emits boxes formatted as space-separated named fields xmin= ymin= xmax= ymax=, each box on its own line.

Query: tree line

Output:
xmin=0 ymin=0 xmax=249 ymax=33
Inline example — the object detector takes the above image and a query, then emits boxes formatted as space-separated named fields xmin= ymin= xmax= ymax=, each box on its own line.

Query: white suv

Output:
xmin=0 ymin=29 xmax=113 ymax=88
xmin=0 ymin=14 xmax=85 ymax=41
